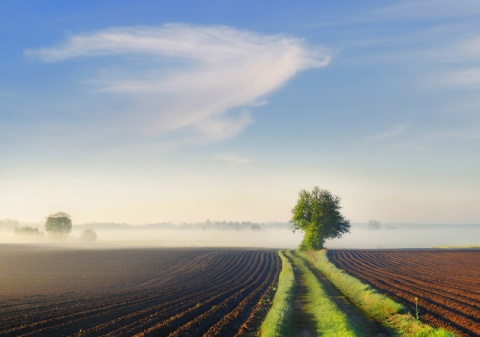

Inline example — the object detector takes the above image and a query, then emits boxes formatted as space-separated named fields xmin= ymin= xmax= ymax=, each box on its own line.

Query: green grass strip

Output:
xmin=259 ymin=251 xmax=295 ymax=337
xmin=287 ymin=250 xmax=360 ymax=337
xmin=298 ymin=250 xmax=457 ymax=337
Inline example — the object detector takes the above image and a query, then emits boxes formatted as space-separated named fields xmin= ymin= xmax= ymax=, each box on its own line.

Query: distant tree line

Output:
xmin=0 ymin=219 xmax=22 ymax=230
xmin=75 ymin=221 xmax=291 ymax=231
xmin=5 ymin=212 xmax=97 ymax=242
xmin=14 ymin=226 xmax=45 ymax=238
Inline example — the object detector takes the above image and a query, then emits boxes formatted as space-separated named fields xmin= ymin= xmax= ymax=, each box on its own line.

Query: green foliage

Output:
xmin=291 ymin=187 xmax=350 ymax=250
xmin=45 ymin=212 xmax=72 ymax=237
xmin=259 ymin=251 xmax=295 ymax=337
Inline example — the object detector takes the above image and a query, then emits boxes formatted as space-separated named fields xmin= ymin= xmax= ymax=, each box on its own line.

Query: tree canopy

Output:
xmin=290 ymin=187 xmax=350 ymax=250
xmin=45 ymin=212 xmax=72 ymax=237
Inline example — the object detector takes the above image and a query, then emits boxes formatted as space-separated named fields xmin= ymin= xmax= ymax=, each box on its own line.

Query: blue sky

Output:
xmin=1 ymin=1 xmax=480 ymax=225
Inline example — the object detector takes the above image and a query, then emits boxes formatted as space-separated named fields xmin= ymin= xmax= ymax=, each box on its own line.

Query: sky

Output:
xmin=1 ymin=0 xmax=480 ymax=226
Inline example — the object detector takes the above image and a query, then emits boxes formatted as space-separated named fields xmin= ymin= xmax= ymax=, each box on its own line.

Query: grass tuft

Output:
xmin=259 ymin=251 xmax=295 ymax=337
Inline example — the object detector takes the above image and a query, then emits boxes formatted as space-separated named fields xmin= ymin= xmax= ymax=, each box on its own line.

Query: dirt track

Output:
xmin=0 ymin=246 xmax=280 ymax=336
xmin=328 ymin=250 xmax=480 ymax=337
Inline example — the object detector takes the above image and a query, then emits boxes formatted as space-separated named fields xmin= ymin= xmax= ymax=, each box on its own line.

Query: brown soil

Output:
xmin=0 ymin=246 xmax=280 ymax=336
xmin=328 ymin=249 xmax=480 ymax=337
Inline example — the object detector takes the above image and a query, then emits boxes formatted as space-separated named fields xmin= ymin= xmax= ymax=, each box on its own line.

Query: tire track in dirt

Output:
xmin=285 ymin=253 xmax=316 ymax=337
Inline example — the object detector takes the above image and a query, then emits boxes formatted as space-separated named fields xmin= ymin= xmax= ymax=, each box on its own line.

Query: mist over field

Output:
xmin=1 ymin=220 xmax=478 ymax=249
xmin=326 ymin=223 xmax=480 ymax=249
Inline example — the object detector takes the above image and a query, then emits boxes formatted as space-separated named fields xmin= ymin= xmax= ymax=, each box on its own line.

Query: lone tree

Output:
xmin=290 ymin=187 xmax=350 ymax=250
xmin=45 ymin=212 xmax=72 ymax=238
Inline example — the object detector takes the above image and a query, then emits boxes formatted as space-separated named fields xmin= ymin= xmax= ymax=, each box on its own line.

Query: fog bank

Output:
xmin=1 ymin=222 xmax=478 ymax=249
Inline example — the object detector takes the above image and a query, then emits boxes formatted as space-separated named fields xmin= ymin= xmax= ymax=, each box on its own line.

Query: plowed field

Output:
xmin=0 ymin=246 xmax=280 ymax=336
xmin=328 ymin=250 xmax=480 ymax=337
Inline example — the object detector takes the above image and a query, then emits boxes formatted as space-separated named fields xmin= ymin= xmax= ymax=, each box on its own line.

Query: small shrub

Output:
xmin=80 ymin=229 xmax=97 ymax=242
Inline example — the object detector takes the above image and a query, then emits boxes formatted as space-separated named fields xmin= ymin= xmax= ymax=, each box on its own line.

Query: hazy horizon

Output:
xmin=2 ymin=220 xmax=479 ymax=249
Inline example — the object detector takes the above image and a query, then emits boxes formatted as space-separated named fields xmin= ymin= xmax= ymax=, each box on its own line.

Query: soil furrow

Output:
xmin=0 ymin=247 xmax=280 ymax=337
xmin=329 ymin=249 xmax=480 ymax=337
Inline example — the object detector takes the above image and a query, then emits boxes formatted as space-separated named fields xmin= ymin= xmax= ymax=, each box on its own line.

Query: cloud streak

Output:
xmin=436 ymin=68 xmax=480 ymax=89
xmin=215 ymin=153 xmax=252 ymax=165
xmin=364 ymin=125 xmax=407 ymax=143
xmin=25 ymin=24 xmax=329 ymax=145
xmin=369 ymin=0 xmax=480 ymax=22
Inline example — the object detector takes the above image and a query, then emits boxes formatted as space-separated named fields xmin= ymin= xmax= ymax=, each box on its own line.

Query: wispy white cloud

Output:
xmin=390 ymin=124 xmax=480 ymax=153
xmin=364 ymin=125 xmax=407 ymax=143
xmin=25 ymin=24 xmax=329 ymax=145
xmin=196 ymin=110 xmax=253 ymax=142
xmin=422 ymin=35 xmax=480 ymax=65
xmin=311 ymin=0 xmax=480 ymax=29
xmin=369 ymin=0 xmax=480 ymax=22
xmin=439 ymin=68 xmax=480 ymax=89
xmin=459 ymin=36 xmax=480 ymax=59
xmin=215 ymin=153 xmax=252 ymax=165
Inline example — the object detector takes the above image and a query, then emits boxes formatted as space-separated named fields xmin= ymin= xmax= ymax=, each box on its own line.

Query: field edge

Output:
xmin=299 ymin=249 xmax=458 ymax=337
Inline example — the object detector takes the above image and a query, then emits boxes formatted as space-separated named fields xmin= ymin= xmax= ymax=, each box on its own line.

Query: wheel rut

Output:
xmin=286 ymin=254 xmax=316 ymax=337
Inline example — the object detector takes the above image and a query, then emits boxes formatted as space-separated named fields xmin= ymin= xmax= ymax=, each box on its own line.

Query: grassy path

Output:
xmin=289 ymin=250 xmax=393 ymax=337
xmin=289 ymin=253 xmax=317 ymax=337
xmin=294 ymin=251 xmax=394 ymax=337
xmin=261 ymin=250 xmax=390 ymax=337
xmin=286 ymin=251 xmax=359 ymax=337
xmin=260 ymin=250 xmax=457 ymax=337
